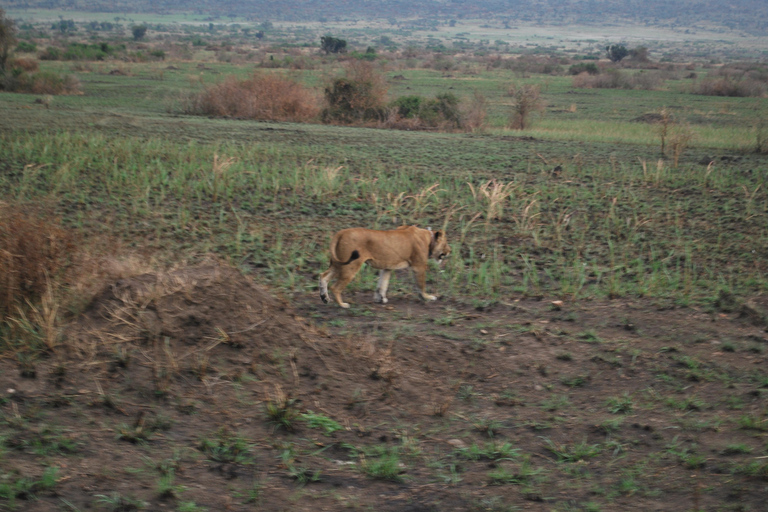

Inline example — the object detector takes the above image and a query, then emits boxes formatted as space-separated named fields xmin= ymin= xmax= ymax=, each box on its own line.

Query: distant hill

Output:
xmin=6 ymin=0 xmax=768 ymax=35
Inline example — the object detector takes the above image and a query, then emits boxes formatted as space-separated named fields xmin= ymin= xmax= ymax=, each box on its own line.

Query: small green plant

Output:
xmin=457 ymin=384 xmax=477 ymax=402
xmin=177 ymin=502 xmax=207 ymax=512
xmin=731 ymin=460 xmax=768 ymax=479
xmin=264 ymin=385 xmax=299 ymax=431
xmin=287 ymin=465 xmax=322 ymax=485
xmin=116 ymin=422 xmax=153 ymax=444
xmin=157 ymin=470 xmax=185 ymax=499
xmin=737 ymin=414 xmax=768 ymax=432
xmin=543 ymin=438 xmax=602 ymax=462
xmin=300 ymin=411 xmax=343 ymax=436
xmin=198 ymin=428 xmax=253 ymax=464
xmin=577 ymin=330 xmax=601 ymax=343
xmin=94 ymin=492 xmax=147 ymax=511
xmin=473 ymin=417 xmax=503 ymax=438
xmin=456 ymin=441 xmax=519 ymax=461
xmin=560 ymin=374 xmax=589 ymax=388
xmin=488 ymin=455 xmax=543 ymax=485
xmin=722 ymin=443 xmax=752 ymax=455
xmin=606 ymin=393 xmax=634 ymax=414
xmin=360 ymin=447 xmax=403 ymax=481
xmin=598 ymin=417 xmax=624 ymax=433
xmin=239 ymin=480 xmax=262 ymax=504
xmin=541 ymin=394 xmax=570 ymax=412
xmin=664 ymin=395 xmax=707 ymax=411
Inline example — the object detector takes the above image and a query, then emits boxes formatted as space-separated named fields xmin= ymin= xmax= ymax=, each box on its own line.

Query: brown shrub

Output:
xmin=10 ymin=57 xmax=39 ymax=73
xmin=461 ymin=90 xmax=488 ymax=132
xmin=572 ymin=69 xmax=662 ymax=91
xmin=29 ymin=71 xmax=82 ymax=95
xmin=186 ymin=72 xmax=319 ymax=122
xmin=691 ymin=77 xmax=767 ymax=97
xmin=0 ymin=206 xmax=78 ymax=319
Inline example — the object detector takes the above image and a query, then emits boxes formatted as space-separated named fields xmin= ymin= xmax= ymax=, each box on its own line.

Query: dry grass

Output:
xmin=185 ymin=71 xmax=320 ymax=122
xmin=0 ymin=205 xmax=77 ymax=319
xmin=9 ymin=57 xmax=39 ymax=73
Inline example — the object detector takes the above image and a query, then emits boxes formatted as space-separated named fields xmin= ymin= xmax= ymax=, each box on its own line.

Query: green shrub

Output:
xmin=390 ymin=95 xmax=423 ymax=118
xmin=15 ymin=40 xmax=36 ymax=53
xmin=569 ymin=62 xmax=599 ymax=75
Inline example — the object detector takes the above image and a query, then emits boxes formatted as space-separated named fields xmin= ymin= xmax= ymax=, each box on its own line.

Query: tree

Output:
xmin=0 ymin=8 xmax=16 ymax=74
xmin=131 ymin=25 xmax=147 ymax=41
xmin=320 ymin=36 xmax=347 ymax=54
xmin=630 ymin=46 xmax=650 ymax=63
xmin=606 ymin=44 xmax=629 ymax=63
xmin=508 ymin=84 xmax=542 ymax=130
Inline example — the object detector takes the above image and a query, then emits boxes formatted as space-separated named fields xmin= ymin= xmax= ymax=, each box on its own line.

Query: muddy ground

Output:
xmin=1 ymin=264 xmax=766 ymax=511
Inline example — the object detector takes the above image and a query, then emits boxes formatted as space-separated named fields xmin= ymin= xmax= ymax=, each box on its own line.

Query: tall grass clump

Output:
xmin=183 ymin=71 xmax=319 ymax=122
xmin=0 ymin=206 xmax=77 ymax=321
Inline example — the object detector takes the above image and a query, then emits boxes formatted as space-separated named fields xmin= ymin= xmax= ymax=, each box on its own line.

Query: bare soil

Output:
xmin=1 ymin=264 xmax=767 ymax=511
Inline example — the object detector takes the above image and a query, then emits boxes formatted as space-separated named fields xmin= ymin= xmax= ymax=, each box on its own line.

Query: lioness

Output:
xmin=319 ymin=225 xmax=450 ymax=308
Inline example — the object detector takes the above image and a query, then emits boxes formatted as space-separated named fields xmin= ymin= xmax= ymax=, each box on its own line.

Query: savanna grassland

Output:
xmin=1 ymin=11 xmax=768 ymax=512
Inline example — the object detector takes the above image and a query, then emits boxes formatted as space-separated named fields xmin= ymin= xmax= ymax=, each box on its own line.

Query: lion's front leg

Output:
xmin=374 ymin=270 xmax=392 ymax=304
xmin=412 ymin=267 xmax=436 ymax=302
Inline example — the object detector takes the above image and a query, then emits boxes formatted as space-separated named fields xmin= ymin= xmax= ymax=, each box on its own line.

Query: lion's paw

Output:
xmin=423 ymin=294 xmax=437 ymax=302
xmin=340 ymin=302 xmax=351 ymax=309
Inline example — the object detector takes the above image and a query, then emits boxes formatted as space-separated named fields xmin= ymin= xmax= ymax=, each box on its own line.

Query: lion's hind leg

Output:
xmin=319 ymin=265 xmax=336 ymax=304
xmin=330 ymin=259 xmax=363 ymax=309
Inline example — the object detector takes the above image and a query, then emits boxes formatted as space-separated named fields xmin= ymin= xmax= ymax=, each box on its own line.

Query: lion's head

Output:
xmin=430 ymin=230 xmax=451 ymax=263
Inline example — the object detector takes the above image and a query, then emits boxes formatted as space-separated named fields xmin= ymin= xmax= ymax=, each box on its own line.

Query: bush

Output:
xmin=0 ymin=207 xmax=77 ymax=319
xmin=572 ymin=69 xmax=662 ymax=91
xmin=15 ymin=40 xmax=36 ymax=53
xmin=690 ymin=64 xmax=768 ymax=97
xmin=386 ymin=93 xmax=462 ymax=129
xmin=568 ymin=62 xmax=599 ymax=75
xmin=29 ymin=71 xmax=81 ymax=94
xmin=419 ymin=93 xmax=461 ymax=128
xmin=0 ymin=68 xmax=81 ymax=94
xmin=321 ymin=61 xmax=388 ymax=124
xmin=390 ymin=95 xmax=423 ymax=119
xmin=183 ymin=72 xmax=319 ymax=122
xmin=9 ymin=56 xmax=38 ymax=73
xmin=691 ymin=77 xmax=767 ymax=97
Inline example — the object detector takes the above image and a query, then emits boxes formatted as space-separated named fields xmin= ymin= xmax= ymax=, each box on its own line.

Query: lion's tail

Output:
xmin=337 ymin=250 xmax=360 ymax=265
xmin=330 ymin=234 xmax=361 ymax=265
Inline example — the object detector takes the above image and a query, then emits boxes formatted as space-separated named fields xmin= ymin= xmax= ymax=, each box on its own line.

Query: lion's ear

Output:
xmin=434 ymin=230 xmax=442 ymax=240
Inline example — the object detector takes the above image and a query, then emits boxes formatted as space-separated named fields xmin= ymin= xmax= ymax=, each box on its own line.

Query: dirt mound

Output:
xmin=75 ymin=264 xmax=301 ymax=350
xmin=63 ymin=264 xmax=397 ymax=409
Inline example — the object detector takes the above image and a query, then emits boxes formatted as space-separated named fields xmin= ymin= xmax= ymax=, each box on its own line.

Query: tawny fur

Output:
xmin=319 ymin=226 xmax=451 ymax=308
